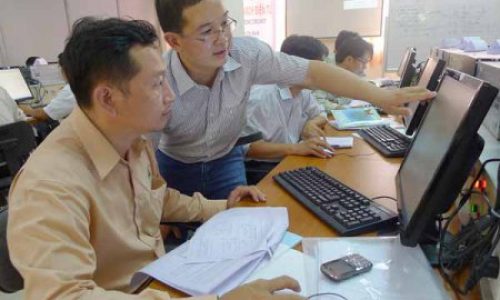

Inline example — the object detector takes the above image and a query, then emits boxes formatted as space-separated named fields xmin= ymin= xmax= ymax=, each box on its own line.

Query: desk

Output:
xmin=149 ymin=127 xmax=480 ymax=300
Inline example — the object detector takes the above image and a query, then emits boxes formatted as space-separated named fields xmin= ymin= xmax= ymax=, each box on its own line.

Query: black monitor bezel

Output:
xmin=398 ymin=48 xmax=417 ymax=88
xmin=404 ymin=57 xmax=446 ymax=136
xmin=396 ymin=70 xmax=498 ymax=247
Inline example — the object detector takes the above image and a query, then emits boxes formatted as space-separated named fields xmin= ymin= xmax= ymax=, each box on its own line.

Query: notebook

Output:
xmin=330 ymin=107 xmax=389 ymax=130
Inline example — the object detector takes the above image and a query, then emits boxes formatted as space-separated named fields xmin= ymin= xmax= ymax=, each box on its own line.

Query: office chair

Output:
xmin=0 ymin=121 xmax=37 ymax=206
xmin=237 ymin=131 xmax=278 ymax=185
xmin=0 ymin=206 xmax=24 ymax=293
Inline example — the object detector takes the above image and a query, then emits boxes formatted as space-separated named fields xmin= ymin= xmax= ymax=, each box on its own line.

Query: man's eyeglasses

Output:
xmin=185 ymin=17 xmax=237 ymax=44
xmin=356 ymin=57 xmax=371 ymax=65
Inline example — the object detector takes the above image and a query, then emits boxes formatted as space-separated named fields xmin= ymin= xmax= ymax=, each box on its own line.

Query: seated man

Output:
xmin=243 ymin=35 xmax=334 ymax=184
xmin=8 ymin=17 xmax=299 ymax=300
xmin=19 ymin=83 xmax=76 ymax=122
xmin=314 ymin=34 xmax=374 ymax=110
xmin=323 ymin=30 xmax=359 ymax=64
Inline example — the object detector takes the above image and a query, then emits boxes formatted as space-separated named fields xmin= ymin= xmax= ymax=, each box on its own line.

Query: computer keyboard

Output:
xmin=358 ymin=125 xmax=411 ymax=158
xmin=273 ymin=166 xmax=398 ymax=236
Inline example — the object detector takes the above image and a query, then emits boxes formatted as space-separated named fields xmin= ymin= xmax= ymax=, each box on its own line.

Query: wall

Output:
xmin=221 ymin=0 xmax=244 ymax=36
xmin=0 ymin=0 xmax=163 ymax=67
xmin=386 ymin=0 xmax=500 ymax=70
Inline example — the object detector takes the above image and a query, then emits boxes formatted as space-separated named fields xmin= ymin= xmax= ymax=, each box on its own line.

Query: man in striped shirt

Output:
xmin=154 ymin=0 xmax=434 ymax=199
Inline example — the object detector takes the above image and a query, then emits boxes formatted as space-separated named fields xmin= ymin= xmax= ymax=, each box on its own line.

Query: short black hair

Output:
xmin=335 ymin=30 xmax=359 ymax=52
xmin=155 ymin=0 xmax=203 ymax=33
xmin=335 ymin=36 xmax=373 ymax=64
xmin=59 ymin=17 xmax=158 ymax=108
xmin=280 ymin=35 xmax=329 ymax=61
xmin=25 ymin=56 xmax=40 ymax=67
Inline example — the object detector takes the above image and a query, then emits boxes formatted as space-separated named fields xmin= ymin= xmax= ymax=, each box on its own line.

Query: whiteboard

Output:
xmin=287 ymin=0 xmax=383 ymax=38
xmin=386 ymin=0 xmax=500 ymax=70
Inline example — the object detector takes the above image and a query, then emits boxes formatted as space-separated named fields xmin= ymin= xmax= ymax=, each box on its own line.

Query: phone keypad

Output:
xmin=345 ymin=254 xmax=372 ymax=270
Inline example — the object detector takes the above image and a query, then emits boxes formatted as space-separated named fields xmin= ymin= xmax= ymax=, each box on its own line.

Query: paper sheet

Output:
xmin=326 ymin=137 xmax=354 ymax=148
xmin=245 ymin=249 xmax=308 ymax=297
xmin=131 ymin=208 xmax=293 ymax=296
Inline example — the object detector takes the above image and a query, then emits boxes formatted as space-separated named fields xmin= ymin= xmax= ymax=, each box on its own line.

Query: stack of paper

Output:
xmin=245 ymin=249 xmax=308 ymax=297
xmin=131 ymin=207 xmax=291 ymax=296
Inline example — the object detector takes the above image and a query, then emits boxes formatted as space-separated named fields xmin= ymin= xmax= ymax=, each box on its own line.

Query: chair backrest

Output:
xmin=0 ymin=121 xmax=37 ymax=176
xmin=0 ymin=206 xmax=24 ymax=293
xmin=0 ymin=121 xmax=36 ymax=206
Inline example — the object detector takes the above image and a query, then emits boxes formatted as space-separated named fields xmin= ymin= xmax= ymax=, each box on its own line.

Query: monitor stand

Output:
xmin=417 ymin=133 xmax=485 ymax=266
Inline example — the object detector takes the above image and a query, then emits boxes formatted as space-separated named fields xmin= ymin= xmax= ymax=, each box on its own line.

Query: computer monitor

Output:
xmin=396 ymin=70 xmax=498 ymax=253
xmin=0 ymin=68 xmax=33 ymax=102
xmin=397 ymin=48 xmax=417 ymax=88
xmin=403 ymin=57 xmax=446 ymax=135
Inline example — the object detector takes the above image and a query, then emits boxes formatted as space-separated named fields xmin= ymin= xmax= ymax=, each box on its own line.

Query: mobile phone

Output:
xmin=320 ymin=253 xmax=372 ymax=281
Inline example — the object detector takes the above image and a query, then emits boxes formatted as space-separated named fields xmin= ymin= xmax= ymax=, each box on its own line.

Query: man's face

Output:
xmin=114 ymin=45 xmax=174 ymax=134
xmin=344 ymin=51 xmax=372 ymax=77
xmin=174 ymin=0 xmax=232 ymax=70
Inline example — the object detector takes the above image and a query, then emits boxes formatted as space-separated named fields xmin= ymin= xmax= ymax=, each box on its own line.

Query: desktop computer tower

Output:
xmin=446 ymin=51 xmax=477 ymax=75
xmin=477 ymin=61 xmax=500 ymax=140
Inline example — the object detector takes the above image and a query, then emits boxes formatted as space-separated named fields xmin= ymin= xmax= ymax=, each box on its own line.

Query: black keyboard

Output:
xmin=358 ymin=125 xmax=411 ymax=157
xmin=273 ymin=167 xmax=398 ymax=236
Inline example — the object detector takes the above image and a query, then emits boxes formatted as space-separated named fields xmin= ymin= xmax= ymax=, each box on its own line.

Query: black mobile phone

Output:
xmin=320 ymin=253 xmax=373 ymax=282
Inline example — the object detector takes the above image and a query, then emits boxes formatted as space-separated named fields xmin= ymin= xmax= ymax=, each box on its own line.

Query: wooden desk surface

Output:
xmin=150 ymin=127 xmax=479 ymax=299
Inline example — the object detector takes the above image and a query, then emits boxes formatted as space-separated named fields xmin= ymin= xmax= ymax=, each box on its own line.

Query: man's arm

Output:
xmin=7 ymin=178 xmax=178 ymax=300
xmin=245 ymin=38 xmax=433 ymax=115
xmin=18 ymin=105 xmax=50 ymax=122
xmin=301 ymin=61 xmax=434 ymax=115
xmin=161 ymin=189 xmax=227 ymax=223
xmin=19 ymin=84 xmax=77 ymax=122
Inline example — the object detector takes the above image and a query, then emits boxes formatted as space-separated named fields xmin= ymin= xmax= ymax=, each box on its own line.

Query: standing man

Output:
xmin=8 ymin=17 xmax=291 ymax=300
xmin=155 ymin=0 xmax=434 ymax=199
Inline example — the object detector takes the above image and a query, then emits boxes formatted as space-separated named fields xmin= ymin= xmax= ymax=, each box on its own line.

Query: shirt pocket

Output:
xmin=138 ymin=180 xmax=165 ymax=237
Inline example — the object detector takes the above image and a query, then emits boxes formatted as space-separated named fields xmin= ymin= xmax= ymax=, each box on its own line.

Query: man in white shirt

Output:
xmin=314 ymin=33 xmax=374 ymax=110
xmin=0 ymin=86 xmax=27 ymax=125
xmin=19 ymin=84 xmax=76 ymax=122
xmin=243 ymin=35 xmax=335 ymax=184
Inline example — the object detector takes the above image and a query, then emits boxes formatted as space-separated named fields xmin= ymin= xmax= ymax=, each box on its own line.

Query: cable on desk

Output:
xmin=371 ymin=195 xmax=397 ymax=202
xmin=334 ymin=151 xmax=376 ymax=158
xmin=307 ymin=292 xmax=349 ymax=300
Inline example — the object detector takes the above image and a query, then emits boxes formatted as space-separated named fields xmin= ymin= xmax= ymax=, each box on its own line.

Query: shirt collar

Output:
xmin=277 ymin=86 xmax=293 ymax=101
xmin=170 ymin=51 xmax=241 ymax=96
xmin=69 ymin=106 xmax=146 ymax=180
xmin=222 ymin=55 xmax=241 ymax=72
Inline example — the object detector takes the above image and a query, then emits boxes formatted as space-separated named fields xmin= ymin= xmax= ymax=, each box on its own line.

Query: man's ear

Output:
xmin=93 ymin=83 xmax=118 ymax=117
xmin=345 ymin=55 xmax=355 ymax=64
xmin=164 ymin=32 xmax=182 ymax=51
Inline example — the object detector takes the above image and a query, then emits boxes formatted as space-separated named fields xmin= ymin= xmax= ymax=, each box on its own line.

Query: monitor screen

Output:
xmin=0 ymin=68 xmax=33 ymax=102
xmin=403 ymin=58 xmax=446 ymax=135
xmin=397 ymin=71 xmax=498 ymax=247
xmin=398 ymin=48 xmax=417 ymax=88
